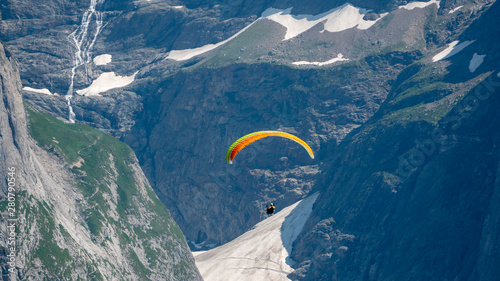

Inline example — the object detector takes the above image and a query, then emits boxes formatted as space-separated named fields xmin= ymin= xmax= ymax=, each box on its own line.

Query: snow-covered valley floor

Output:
xmin=193 ymin=193 xmax=319 ymax=281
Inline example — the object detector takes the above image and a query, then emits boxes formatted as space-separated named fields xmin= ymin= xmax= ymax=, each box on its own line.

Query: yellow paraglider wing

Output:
xmin=226 ymin=131 xmax=314 ymax=164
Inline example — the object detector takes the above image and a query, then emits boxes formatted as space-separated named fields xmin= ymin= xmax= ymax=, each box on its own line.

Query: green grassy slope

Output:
xmin=23 ymin=104 xmax=200 ymax=280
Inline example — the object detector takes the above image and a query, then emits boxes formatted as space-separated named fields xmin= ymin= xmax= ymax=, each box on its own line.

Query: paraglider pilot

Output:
xmin=266 ymin=203 xmax=275 ymax=215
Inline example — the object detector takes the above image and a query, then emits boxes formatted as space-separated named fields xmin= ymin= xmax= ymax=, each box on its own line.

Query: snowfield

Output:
xmin=93 ymin=54 xmax=112 ymax=66
xmin=399 ymin=0 xmax=440 ymax=10
xmin=293 ymin=53 xmax=349 ymax=66
xmin=76 ymin=71 xmax=137 ymax=96
xmin=194 ymin=193 xmax=319 ymax=281
xmin=469 ymin=53 xmax=485 ymax=72
xmin=166 ymin=21 xmax=258 ymax=61
xmin=262 ymin=4 xmax=386 ymax=40
xmin=432 ymin=40 xmax=474 ymax=62
xmin=23 ymin=87 xmax=54 ymax=95
xmin=449 ymin=5 xmax=463 ymax=14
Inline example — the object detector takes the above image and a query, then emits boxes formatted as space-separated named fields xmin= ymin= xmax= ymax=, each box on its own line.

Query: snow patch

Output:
xmin=432 ymin=40 xmax=474 ymax=62
xmin=449 ymin=5 xmax=463 ymax=14
xmin=23 ymin=87 xmax=54 ymax=95
xmin=166 ymin=21 xmax=258 ymax=61
xmin=399 ymin=0 xmax=440 ymax=10
xmin=76 ymin=71 xmax=137 ymax=96
xmin=93 ymin=54 xmax=112 ymax=66
xmin=469 ymin=53 xmax=485 ymax=73
xmin=293 ymin=53 xmax=349 ymax=66
xmin=263 ymin=4 xmax=387 ymax=41
xmin=194 ymin=193 xmax=319 ymax=281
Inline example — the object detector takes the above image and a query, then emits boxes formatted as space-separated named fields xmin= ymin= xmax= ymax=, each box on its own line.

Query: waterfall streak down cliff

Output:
xmin=66 ymin=0 xmax=105 ymax=123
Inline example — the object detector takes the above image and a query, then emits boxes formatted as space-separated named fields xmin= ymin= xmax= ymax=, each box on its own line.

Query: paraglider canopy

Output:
xmin=226 ymin=130 xmax=314 ymax=164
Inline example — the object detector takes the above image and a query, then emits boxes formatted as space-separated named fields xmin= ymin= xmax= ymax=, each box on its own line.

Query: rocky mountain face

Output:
xmin=289 ymin=1 xmax=500 ymax=280
xmin=122 ymin=0 xmax=494 ymax=249
xmin=126 ymin=55 xmax=413 ymax=246
xmin=0 ymin=43 xmax=202 ymax=280
xmin=1 ymin=0 xmax=499 ymax=280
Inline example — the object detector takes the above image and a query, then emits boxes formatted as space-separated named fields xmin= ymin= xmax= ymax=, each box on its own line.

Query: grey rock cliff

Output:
xmin=0 ymin=43 xmax=29 ymax=199
xmin=289 ymin=2 xmax=500 ymax=279
xmin=0 ymin=43 xmax=202 ymax=280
